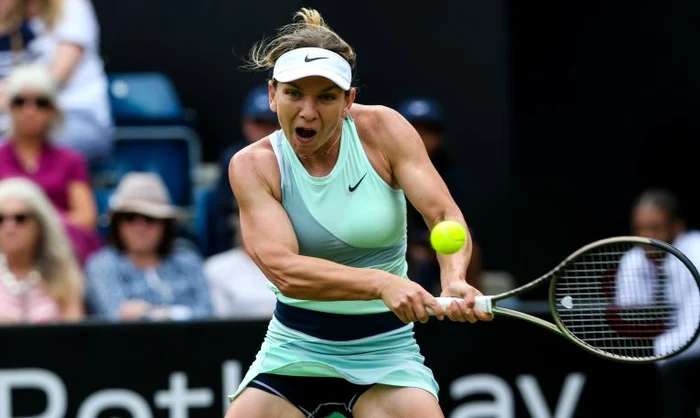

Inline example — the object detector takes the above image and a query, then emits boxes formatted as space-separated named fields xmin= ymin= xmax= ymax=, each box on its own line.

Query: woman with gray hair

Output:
xmin=0 ymin=176 xmax=83 ymax=323
xmin=0 ymin=63 xmax=102 ymax=265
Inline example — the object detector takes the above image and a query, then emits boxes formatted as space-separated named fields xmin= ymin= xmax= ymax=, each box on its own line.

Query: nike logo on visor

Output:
xmin=304 ymin=55 xmax=329 ymax=62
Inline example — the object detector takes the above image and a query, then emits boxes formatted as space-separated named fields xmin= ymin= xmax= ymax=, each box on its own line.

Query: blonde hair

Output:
xmin=37 ymin=0 xmax=63 ymax=31
xmin=5 ymin=0 xmax=63 ymax=32
xmin=0 ymin=177 xmax=83 ymax=306
xmin=245 ymin=8 xmax=356 ymax=75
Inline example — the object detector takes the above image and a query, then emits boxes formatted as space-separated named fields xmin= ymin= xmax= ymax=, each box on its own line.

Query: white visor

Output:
xmin=272 ymin=47 xmax=352 ymax=91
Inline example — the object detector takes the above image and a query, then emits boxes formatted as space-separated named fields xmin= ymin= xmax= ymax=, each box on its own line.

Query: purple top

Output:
xmin=0 ymin=141 xmax=89 ymax=212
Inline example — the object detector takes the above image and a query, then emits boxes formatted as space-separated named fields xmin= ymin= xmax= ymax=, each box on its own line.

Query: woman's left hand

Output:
xmin=440 ymin=281 xmax=494 ymax=323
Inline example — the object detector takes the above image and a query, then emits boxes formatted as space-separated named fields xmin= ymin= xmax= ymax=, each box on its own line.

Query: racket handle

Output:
xmin=428 ymin=296 xmax=494 ymax=316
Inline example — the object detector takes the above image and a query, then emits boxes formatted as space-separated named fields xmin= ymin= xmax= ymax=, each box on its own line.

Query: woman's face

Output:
xmin=632 ymin=203 xmax=685 ymax=245
xmin=10 ymin=89 xmax=57 ymax=139
xmin=117 ymin=213 xmax=165 ymax=255
xmin=0 ymin=197 xmax=39 ymax=258
xmin=271 ymin=76 xmax=355 ymax=158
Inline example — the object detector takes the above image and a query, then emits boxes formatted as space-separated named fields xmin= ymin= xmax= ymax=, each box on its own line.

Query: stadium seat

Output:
xmin=93 ymin=186 xmax=113 ymax=238
xmin=193 ymin=185 xmax=217 ymax=257
xmin=106 ymin=126 xmax=200 ymax=208
xmin=107 ymin=72 xmax=186 ymax=125
xmin=95 ymin=72 xmax=203 ymax=210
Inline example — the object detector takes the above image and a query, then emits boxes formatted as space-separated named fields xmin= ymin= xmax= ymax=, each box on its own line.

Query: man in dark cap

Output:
xmin=397 ymin=97 xmax=482 ymax=293
xmin=211 ymin=85 xmax=279 ymax=255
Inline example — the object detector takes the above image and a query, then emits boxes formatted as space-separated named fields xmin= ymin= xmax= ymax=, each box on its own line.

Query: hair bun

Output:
xmin=295 ymin=8 xmax=326 ymax=28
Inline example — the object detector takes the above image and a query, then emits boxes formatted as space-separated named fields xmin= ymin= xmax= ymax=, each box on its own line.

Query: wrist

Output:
xmin=440 ymin=270 xmax=467 ymax=291
xmin=440 ymin=264 xmax=466 ymax=281
xmin=438 ymin=251 xmax=471 ymax=285
xmin=371 ymin=271 xmax=401 ymax=299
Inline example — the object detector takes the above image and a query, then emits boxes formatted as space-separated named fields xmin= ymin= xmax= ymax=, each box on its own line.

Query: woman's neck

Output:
xmin=13 ymin=136 xmax=44 ymax=150
xmin=297 ymin=128 xmax=342 ymax=175
xmin=4 ymin=252 xmax=35 ymax=279
xmin=128 ymin=251 xmax=160 ymax=269
xmin=12 ymin=139 xmax=43 ymax=171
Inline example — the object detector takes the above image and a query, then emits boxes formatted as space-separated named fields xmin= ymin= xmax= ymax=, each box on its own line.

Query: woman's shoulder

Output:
xmin=57 ymin=0 xmax=98 ymax=23
xmin=33 ymin=0 xmax=99 ymax=46
xmin=230 ymin=136 xmax=276 ymax=171
xmin=350 ymin=103 xmax=395 ymax=128
xmin=350 ymin=103 xmax=413 ymax=149
xmin=169 ymin=246 xmax=205 ymax=266
xmin=85 ymin=246 xmax=122 ymax=268
xmin=44 ymin=143 xmax=86 ymax=163
xmin=229 ymin=136 xmax=281 ymax=196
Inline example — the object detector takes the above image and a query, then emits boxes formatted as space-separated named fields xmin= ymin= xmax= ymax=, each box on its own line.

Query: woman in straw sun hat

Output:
xmin=84 ymin=172 xmax=212 ymax=322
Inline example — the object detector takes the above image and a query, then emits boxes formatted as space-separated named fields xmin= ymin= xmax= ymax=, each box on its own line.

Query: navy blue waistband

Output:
xmin=273 ymin=302 xmax=406 ymax=341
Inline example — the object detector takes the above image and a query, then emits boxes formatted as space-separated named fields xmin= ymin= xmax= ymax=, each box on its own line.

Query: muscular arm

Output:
xmin=229 ymin=144 xmax=400 ymax=301
xmin=373 ymin=107 xmax=473 ymax=289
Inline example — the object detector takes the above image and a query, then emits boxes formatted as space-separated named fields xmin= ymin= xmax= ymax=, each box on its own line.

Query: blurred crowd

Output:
xmin=0 ymin=0 xmax=481 ymax=325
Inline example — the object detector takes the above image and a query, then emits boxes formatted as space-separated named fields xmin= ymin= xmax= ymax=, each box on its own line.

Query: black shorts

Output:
xmin=248 ymin=373 xmax=373 ymax=417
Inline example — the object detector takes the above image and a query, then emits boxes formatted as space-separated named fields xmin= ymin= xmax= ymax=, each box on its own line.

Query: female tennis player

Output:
xmin=225 ymin=8 xmax=492 ymax=418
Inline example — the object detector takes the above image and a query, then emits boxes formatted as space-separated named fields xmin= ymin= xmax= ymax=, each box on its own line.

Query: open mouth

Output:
xmin=295 ymin=127 xmax=317 ymax=143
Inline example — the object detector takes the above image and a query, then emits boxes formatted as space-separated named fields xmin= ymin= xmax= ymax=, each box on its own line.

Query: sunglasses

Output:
xmin=121 ymin=212 xmax=160 ymax=224
xmin=0 ymin=212 xmax=32 ymax=225
xmin=10 ymin=96 xmax=53 ymax=110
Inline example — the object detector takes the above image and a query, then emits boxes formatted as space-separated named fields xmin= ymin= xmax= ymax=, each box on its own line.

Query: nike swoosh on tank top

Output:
xmin=270 ymin=115 xmax=408 ymax=314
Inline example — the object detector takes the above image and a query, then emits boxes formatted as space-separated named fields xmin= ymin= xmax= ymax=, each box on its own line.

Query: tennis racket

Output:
xmin=430 ymin=236 xmax=700 ymax=363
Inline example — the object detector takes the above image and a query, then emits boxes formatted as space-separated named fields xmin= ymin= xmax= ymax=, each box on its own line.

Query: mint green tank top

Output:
xmin=269 ymin=115 xmax=408 ymax=314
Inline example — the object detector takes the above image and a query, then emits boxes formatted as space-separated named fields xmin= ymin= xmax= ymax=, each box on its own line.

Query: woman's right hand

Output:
xmin=119 ymin=299 xmax=152 ymax=321
xmin=379 ymin=276 xmax=445 ymax=323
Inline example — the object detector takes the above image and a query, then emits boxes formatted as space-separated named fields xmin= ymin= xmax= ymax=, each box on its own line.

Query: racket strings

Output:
xmin=552 ymin=242 xmax=700 ymax=361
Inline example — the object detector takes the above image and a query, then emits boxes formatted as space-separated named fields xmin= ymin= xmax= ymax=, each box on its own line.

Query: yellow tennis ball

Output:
xmin=430 ymin=220 xmax=467 ymax=254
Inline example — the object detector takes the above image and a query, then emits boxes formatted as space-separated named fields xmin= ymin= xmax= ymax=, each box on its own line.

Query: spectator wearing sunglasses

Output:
xmin=0 ymin=0 xmax=114 ymax=161
xmin=84 ymin=172 xmax=213 ymax=322
xmin=0 ymin=64 xmax=101 ymax=265
xmin=0 ymin=177 xmax=84 ymax=324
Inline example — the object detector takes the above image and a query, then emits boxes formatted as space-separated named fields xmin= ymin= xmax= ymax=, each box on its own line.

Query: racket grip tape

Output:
xmin=428 ymin=296 xmax=493 ymax=316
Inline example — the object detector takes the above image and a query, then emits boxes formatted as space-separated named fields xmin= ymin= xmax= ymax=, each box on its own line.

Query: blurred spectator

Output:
xmin=204 ymin=215 xmax=276 ymax=320
xmin=397 ymin=97 xmax=482 ymax=293
xmin=0 ymin=0 xmax=113 ymax=161
xmin=84 ymin=172 xmax=213 ymax=322
xmin=0 ymin=0 xmax=32 ymax=76
xmin=211 ymin=84 xmax=278 ymax=255
xmin=616 ymin=189 xmax=700 ymax=417
xmin=0 ymin=177 xmax=83 ymax=323
xmin=0 ymin=64 xmax=101 ymax=265
xmin=0 ymin=0 xmax=31 ymax=130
